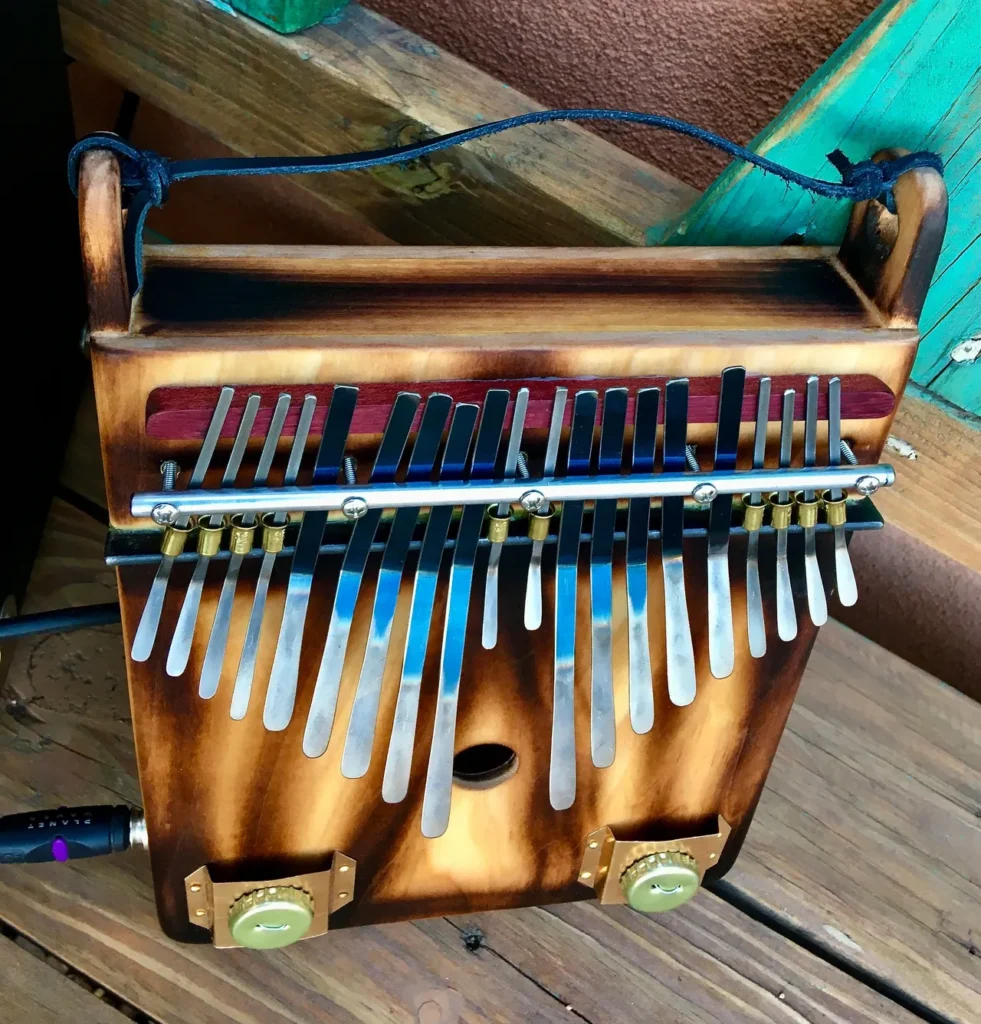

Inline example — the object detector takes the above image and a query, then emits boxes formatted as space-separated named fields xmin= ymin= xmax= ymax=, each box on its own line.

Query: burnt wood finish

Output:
xmin=78 ymin=154 xmax=945 ymax=941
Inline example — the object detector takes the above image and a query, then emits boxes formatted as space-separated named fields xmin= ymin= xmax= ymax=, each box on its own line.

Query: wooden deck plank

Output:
xmin=0 ymin=933 xmax=133 ymax=1024
xmin=59 ymin=0 xmax=696 ymax=248
xmin=0 ymin=499 xmax=946 ymax=1024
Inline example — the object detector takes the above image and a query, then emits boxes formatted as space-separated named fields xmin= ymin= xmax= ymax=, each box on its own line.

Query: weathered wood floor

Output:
xmin=0 ymin=394 xmax=979 ymax=1024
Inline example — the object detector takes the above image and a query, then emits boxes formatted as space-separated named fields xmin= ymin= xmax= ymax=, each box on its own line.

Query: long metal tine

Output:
xmin=199 ymin=393 xmax=291 ymax=699
xmin=549 ymin=389 xmax=598 ymax=811
xmin=524 ymin=388 xmax=567 ymax=630
xmin=263 ymin=386 xmax=359 ymax=732
xmin=590 ymin=388 xmax=627 ymax=768
xmin=230 ymin=395 xmax=316 ymax=720
xmin=706 ymin=367 xmax=746 ymax=679
xmin=827 ymin=378 xmax=858 ymax=606
xmin=341 ymin=393 xmax=452 ymax=779
xmin=166 ymin=393 xmax=260 ymax=677
xmin=662 ymin=380 xmax=697 ymax=706
xmin=801 ymin=376 xmax=828 ymax=626
xmin=482 ymin=388 xmax=530 ymax=649
xmin=421 ymin=391 xmax=510 ymax=837
xmin=746 ymin=377 xmax=770 ymax=658
xmin=131 ymin=386 xmax=234 ymax=662
xmin=303 ymin=392 xmax=422 ymax=758
xmin=626 ymin=387 xmax=658 ymax=734
xmin=382 ymin=403 xmax=478 ymax=804
xmin=775 ymin=390 xmax=798 ymax=641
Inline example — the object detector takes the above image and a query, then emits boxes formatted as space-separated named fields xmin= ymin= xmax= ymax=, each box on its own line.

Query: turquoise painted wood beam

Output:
xmin=655 ymin=0 xmax=979 ymax=417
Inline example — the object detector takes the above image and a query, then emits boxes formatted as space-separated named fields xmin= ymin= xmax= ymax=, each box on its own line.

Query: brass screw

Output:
xmin=195 ymin=908 xmax=206 ymax=917
xmin=580 ymin=871 xmax=592 ymax=880
xmin=588 ymin=840 xmax=599 ymax=849
xmin=338 ymin=865 xmax=350 ymax=873
xmin=190 ymin=883 xmax=202 ymax=893
xmin=338 ymin=891 xmax=349 ymax=900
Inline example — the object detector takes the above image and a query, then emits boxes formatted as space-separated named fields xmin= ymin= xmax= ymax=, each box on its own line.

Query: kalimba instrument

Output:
xmin=74 ymin=141 xmax=945 ymax=949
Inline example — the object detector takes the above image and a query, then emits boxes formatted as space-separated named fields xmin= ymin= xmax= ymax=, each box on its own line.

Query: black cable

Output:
xmin=0 ymin=602 xmax=121 ymax=640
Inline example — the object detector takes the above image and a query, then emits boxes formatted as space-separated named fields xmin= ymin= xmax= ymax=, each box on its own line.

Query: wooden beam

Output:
xmin=659 ymin=0 xmax=980 ymax=416
xmin=59 ymin=0 xmax=697 ymax=247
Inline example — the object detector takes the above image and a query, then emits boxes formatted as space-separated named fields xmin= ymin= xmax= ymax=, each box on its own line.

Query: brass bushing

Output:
xmin=261 ymin=512 xmax=288 ymax=554
xmin=197 ymin=519 xmax=225 ymax=557
xmin=486 ymin=507 xmax=511 ymax=544
xmin=795 ymin=494 xmax=821 ymax=529
xmin=527 ymin=509 xmax=553 ymax=542
xmin=228 ymin=514 xmax=257 ymax=556
xmin=822 ymin=492 xmax=848 ymax=527
xmin=741 ymin=497 xmax=766 ymax=533
xmin=159 ymin=521 xmax=194 ymax=558
xmin=767 ymin=493 xmax=794 ymax=530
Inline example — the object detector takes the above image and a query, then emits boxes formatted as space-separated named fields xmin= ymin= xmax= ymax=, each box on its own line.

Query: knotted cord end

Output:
xmin=827 ymin=147 xmax=943 ymax=214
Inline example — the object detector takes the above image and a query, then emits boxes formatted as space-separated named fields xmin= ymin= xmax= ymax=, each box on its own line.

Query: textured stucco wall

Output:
xmin=368 ymin=0 xmax=879 ymax=188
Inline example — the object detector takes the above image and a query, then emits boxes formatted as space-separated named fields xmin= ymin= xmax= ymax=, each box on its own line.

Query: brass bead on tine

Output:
xmin=261 ymin=512 xmax=288 ymax=554
xmin=741 ymin=496 xmax=766 ymax=533
xmin=160 ymin=521 xmax=194 ymax=557
xmin=794 ymin=492 xmax=821 ymax=529
xmin=228 ymin=513 xmax=257 ymax=556
xmin=486 ymin=506 xmax=511 ymax=544
xmin=822 ymin=491 xmax=848 ymax=527
xmin=767 ymin=492 xmax=795 ymax=531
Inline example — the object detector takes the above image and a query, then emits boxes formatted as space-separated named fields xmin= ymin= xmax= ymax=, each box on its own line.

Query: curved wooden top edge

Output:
xmin=838 ymin=148 xmax=948 ymax=327
xmin=78 ymin=150 xmax=130 ymax=334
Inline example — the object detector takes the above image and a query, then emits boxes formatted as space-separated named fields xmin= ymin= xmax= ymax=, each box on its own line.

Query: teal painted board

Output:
xmin=657 ymin=0 xmax=980 ymax=416
xmin=228 ymin=0 xmax=349 ymax=34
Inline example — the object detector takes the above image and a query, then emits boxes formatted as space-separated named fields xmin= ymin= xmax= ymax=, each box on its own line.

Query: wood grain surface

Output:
xmin=4 ymin=500 xmax=970 ymax=1023
xmin=59 ymin=0 xmax=697 ymax=248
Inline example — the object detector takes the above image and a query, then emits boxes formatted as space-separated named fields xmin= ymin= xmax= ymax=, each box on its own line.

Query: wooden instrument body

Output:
xmin=79 ymin=152 xmax=946 ymax=942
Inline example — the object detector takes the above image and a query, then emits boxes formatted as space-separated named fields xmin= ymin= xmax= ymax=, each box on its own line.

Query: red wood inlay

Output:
xmin=145 ymin=375 xmax=895 ymax=440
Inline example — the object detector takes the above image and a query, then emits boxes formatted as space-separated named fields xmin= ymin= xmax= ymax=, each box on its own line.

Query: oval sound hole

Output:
xmin=452 ymin=744 xmax=518 ymax=789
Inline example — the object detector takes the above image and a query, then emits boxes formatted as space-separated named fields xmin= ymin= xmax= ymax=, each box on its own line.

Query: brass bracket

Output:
xmin=578 ymin=817 xmax=731 ymax=905
xmin=184 ymin=853 xmax=356 ymax=949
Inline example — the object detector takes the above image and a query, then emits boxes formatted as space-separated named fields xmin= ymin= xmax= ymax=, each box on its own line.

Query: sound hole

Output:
xmin=452 ymin=744 xmax=518 ymax=789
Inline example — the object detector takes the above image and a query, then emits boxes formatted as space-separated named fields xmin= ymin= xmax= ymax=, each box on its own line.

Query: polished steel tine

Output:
xmin=706 ymin=366 xmax=746 ymax=679
xmin=263 ymin=386 xmax=359 ymax=732
xmin=230 ymin=395 xmax=316 ymax=720
xmin=341 ymin=394 xmax=453 ymax=779
xmin=422 ymin=391 xmax=510 ymax=837
xmin=524 ymin=387 xmax=567 ymax=630
xmin=661 ymin=379 xmax=697 ymax=706
xmin=746 ymin=377 xmax=771 ymax=658
xmin=626 ymin=387 xmax=658 ymax=734
xmin=774 ymin=389 xmax=798 ymax=641
xmin=800 ymin=375 xmax=828 ymax=626
xmin=166 ymin=393 xmax=260 ymax=677
xmin=549 ymin=389 xmax=599 ymax=811
xmin=826 ymin=377 xmax=857 ymax=606
xmin=199 ymin=393 xmax=291 ymax=699
xmin=382 ymin=403 xmax=478 ymax=804
xmin=303 ymin=392 xmax=422 ymax=758
xmin=131 ymin=386 xmax=234 ymax=662
xmin=590 ymin=387 xmax=627 ymax=767
xmin=482 ymin=387 xmax=530 ymax=649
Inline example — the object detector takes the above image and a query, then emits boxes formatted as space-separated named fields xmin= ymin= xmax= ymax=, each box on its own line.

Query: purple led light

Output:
xmin=51 ymin=837 xmax=69 ymax=862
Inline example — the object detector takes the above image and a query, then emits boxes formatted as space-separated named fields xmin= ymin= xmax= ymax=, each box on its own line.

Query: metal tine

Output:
xmin=775 ymin=390 xmax=798 ymax=641
xmin=199 ymin=393 xmax=291 ymax=699
xmin=549 ymin=389 xmax=599 ymax=811
xmin=166 ymin=393 xmax=260 ymax=677
xmin=263 ymin=386 xmax=359 ymax=732
xmin=801 ymin=376 xmax=828 ymax=626
xmin=230 ymin=394 xmax=316 ymax=720
xmin=341 ymin=393 xmax=453 ymax=780
xmin=746 ymin=377 xmax=771 ymax=658
xmin=827 ymin=377 xmax=858 ymax=606
xmin=661 ymin=379 xmax=697 ymax=707
xmin=706 ymin=366 xmax=746 ymax=679
xmin=626 ymin=387 xmax=658 ymax=734
xmin=302 ymin=392 xmax=422 ymax=758
xmin=524 ymin=387 xmax=567 ymax=630
xmin=590 ymin=387 xmax=627 ymax=768
xmin=382 ymin=403 xmax=479 ymax=804
xmin=131 ymin=386 xmax=234 ymax=662
xmin=421 ymin=390 xmax=510 ymax=838
xmin=482 ymin=388 xmax=530 ymax=649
